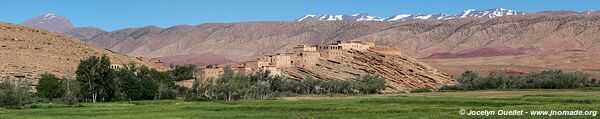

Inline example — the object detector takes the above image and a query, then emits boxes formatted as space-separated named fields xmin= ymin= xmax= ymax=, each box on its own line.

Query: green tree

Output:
xmin=169 ymin=64 xmax=197 ymax=81
xmin=36 ymin=73 xmax=64 ymax=99
xmin=115 ymin=63 xmax=143 ymax=100
xmin=457 ymin=71 xmax=479 ymax=84
xmin=354 ymin=74 xmax=386 ymax=94
xmin=76 ymin=55 xmax=115 ymax=103
xmin=142 ymin=66 xmax=174 ymax=99
xmin=137 ymin=66 xmax=159 ymax=100
xmin=301 ymin=76 xmax=321 ymax=94
xmin=60 ymin=78 xmax=80 ymax=105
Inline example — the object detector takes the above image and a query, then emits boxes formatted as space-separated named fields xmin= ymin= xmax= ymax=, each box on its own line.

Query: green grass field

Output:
xmin=1 ymin=89 xmax=599 ymax=119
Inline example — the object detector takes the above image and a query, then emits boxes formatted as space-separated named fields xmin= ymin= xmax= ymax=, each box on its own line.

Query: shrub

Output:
xmin=170 ymin=64 xmax=197 ymax=81
xmin=588 ymin=78 xmax=600 ymax=87
xmin=0 ymin=77 xmax=35 ymax=108
xmin=185 ymin=69 xmax=387 ymax=101
xmin=353 ymin=74 xmax=386 ymax=94
xmin=443 ymin=70 xmax=592 ymax=90
xmin=59 ymin=78 xmax=80 ymax=105
xmin=457 ymin=71 xmax=480 ymax=84
xmin=410 ymin=87 xmax=433 ymax=93
xmin=439 ymin=84 xmax=470 ymax=90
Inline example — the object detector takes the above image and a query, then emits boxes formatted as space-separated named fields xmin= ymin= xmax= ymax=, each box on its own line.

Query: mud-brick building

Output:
xmin=292 ymin=45 xmax=320 ymax=67
xmin=335 ymin=41 xmax=374 ymax=51
xmin=197 ymin=66 xmax=224 ymax=79
xmin=232 ymin=67 xmax=252 ymax=75
xmin=261 ymin=66 xmax=282 ymax=75
xmin=268 ymin=53 xmax=293 ymax=67
xmin=243 ymin=59 xmax=269 ymax=69
xmin=293 ymin=45 xmax=317 ymax=52
xmin=317 ymin=44 xmax=342 ymax=60
xmin=197 ymin=65 xmax=254 ymax=79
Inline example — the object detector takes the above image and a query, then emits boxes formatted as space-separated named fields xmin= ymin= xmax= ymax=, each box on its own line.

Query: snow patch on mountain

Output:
xmin=296 ymin=13 xmax=384 ymax=22
xmin=297 ymin=8 xmax=527 ymax=22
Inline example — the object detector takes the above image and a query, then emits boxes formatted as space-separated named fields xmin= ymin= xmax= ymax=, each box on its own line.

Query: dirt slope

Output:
xmin=0 ymin=22 xmax=165 ymax=79
xmin=280 ymin=48 xmax=454 ymax=92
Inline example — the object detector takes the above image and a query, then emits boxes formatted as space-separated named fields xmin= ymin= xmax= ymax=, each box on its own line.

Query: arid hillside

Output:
xmin=355 ymin=14 xmax=600 ymax=58
xmin=73 ymin=13 xmax=600 ymax=78
xmin=423 ymin=47 xmax=527 ymax=59
xmin=85 ymin=22 xmax=394 ymax=61
xmin=280 ymin=47 xmax=454 ymax=92
xmin=84 ymin=14 xmax=600 ymax=61
xmin=422 ymin=51 xmax=600 ymax=77
xmin=0 ymin=22 xmax=165 ymax=79
xmin=158 ymin=53 xmax=234 ymax=67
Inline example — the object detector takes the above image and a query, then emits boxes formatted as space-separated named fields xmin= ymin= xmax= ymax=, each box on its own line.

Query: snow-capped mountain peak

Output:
xmin=297 ymin=8 xmax=526 ymax=22
xmin=297 ymin=14 xmax=317 ymax=21
xmin=385 ymin=14 xmax=413 ymax=21
xmin=296 ymin=13 xmax=384 ymax=21
xmin=460 ymin=9 xmax=476 ymax=18
xmin=455 ymin=8 xmax=526 ymax=18
xmin=585 ymin=10 xmax=600 ymax=14
xmin=21 ymin=13 xmax=74 ymax=33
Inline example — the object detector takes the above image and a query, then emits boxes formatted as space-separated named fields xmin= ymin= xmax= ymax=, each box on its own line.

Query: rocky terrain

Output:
xmin=72 ymin=13 xmax=600 ymax=78
xmin=63 ymin=26 xmax=106 ymax=40
xmin=280 ymin=47 xmax=454 ymax=92
xmin=423 ymin=47 xmax=527 ymax=59
xmin=17 ymin=10 xmax=600 ymax=78
xmin=0 ymin=22 xmax=164 ymax=79
xmin=158 ymin=53 xmax=234 ymax=67
xmin=80 ymin=13 xmax=600 ymax=60
xmin=84 ymin=22 xmax=394 ymax=61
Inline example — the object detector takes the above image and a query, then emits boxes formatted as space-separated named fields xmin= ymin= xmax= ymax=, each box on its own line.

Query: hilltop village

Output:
xmin=197 ymin=41 xmax=375 ymax=79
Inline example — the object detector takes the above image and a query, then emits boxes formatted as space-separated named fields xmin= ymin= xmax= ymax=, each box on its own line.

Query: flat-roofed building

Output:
xmin=268 ymin=53 xmax=293 ymax=67
xmin=197 ymin=67 xmax=224 ymax=79
xmin=293 ymin=45 xmax=317 ymax=52
xmin=233 ymin=67 xmax=252 ymax=75
xmin=317 ymin=44 xmax=342 ymax=60
xmin=295 ymin=51 xmax=320 ymax=67
xmin=335 ymin=41 xmax=374 ymax=51
xmin=243 ymin=59 xmax=269 ymax=69
xmin=261 ymin=66 xmax=282 ymax=76
xmin=292 ymin=45 xmax=320 ymax=67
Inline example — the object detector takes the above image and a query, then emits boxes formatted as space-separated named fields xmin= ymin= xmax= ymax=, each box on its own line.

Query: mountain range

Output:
xmin=15 ymin=8 xmax=600 ymax=77
xmin=21 ymin=13 xmax=107 ymax=40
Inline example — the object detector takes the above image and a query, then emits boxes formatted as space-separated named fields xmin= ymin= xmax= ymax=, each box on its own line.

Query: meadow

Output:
xmin=1 ymin=89 xmax=599 ymax=119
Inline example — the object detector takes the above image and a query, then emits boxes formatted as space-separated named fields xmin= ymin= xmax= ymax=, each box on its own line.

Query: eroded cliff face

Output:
xmin=280 ymin=47 xmax=454 ymax=92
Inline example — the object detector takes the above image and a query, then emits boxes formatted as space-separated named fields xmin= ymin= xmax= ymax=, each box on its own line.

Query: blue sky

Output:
xmin=2 ymin=0 xmax=599 ymax=31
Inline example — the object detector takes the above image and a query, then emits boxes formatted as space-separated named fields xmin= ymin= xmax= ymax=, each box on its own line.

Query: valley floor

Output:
xmin=2 ymin=89 xmax=600 ymax=119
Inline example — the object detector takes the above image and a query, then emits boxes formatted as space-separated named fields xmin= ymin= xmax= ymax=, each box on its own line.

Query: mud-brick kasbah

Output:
xmin=198 ymin=41 xmax=375 ymax=79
